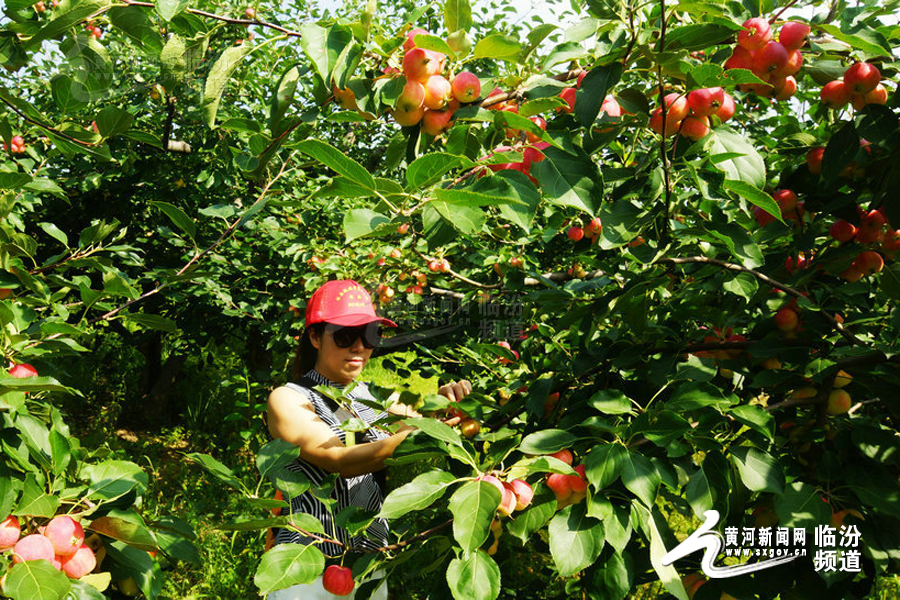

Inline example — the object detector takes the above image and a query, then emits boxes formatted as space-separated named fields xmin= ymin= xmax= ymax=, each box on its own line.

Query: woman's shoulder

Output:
xmin=268 ymin=384 xmax=314 ymax=407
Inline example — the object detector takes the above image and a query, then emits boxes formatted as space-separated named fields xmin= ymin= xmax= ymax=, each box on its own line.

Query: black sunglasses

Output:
xmin=324 ymin=324 xmax=382 ymax=349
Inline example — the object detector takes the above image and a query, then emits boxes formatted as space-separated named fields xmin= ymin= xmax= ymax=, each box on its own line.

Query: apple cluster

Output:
xmin=33 ymin=0 xmax=58 ymax=13
xmin=820 ymin=62 xmax=887 ymax=111
xmin=544 ymin=449 xmax=589 ymax=509
xmin=566 ymin=216 xmax=603 ymax=243
xmin=753 ymin=188 xmax=810 ymax=229
xmin=555 ymin=71 xmax=623 ymax=121
xmin=335 ymin=28 xmax=482 ymax=135
xmin=726 ymin=18 xmax=808 ymax=100
xmin=82 ymin=20 xmax=103 ymax=39
xmin=649 ymin=87 xmax=735 ymax=140
xmin=828 ymin=206 xmax=894 ymax=281
xmin=479 ymin=474 xmax=534 ymax=517
xmin=1 ymin=515 xmax=97 ymax=580
xmin=3 ymin=135 xmax=26 ymax=155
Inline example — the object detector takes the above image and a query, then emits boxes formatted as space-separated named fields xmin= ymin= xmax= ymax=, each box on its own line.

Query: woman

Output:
xmin=266 ymin=280 xmax=471 ymax=599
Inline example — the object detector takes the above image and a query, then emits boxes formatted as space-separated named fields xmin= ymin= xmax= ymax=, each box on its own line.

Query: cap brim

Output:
xmin=325 ymin=314 xmax=398 ymax=328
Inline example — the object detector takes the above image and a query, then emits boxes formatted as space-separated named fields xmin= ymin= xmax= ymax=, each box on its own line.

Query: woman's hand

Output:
xmin=438 ymin=379 xmax=473 ymax=402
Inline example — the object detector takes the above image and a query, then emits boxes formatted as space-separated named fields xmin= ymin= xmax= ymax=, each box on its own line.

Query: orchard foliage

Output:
xmin=1 ymin=0 xmax=900 ymax=598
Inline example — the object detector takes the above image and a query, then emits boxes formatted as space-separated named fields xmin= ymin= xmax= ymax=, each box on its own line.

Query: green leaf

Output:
xmin=155 ymin=0 xmax=190 ymax=21
xmin=584 ymin=444 xmax=627 ymax=491
xmin=594 ymin=550 xmax=633 ymax=600
xmin=444 ymin=0 xmax=473 ymax=33
xmin=3 ymin=560 xmax=71 ymax=600
xmin=14 ymin=474 xmax=60 ymax=518
xmin=531 ymin=146 xmax=602 ymax=214
xmin=667 ymin=23 xmax=735 ymax=50
xmin=519 ymin=429 xmax=577 ymax=454
xmin=107 ymin=6 xmax=164 ymax=55
xmin=270 ymin=65 xmax=300 ymax=135
xmin=548 ymin=503 xmax=604 ymax=577
xmin=474 ymin=34 xmax=521 ymax=61
xmin=298 ymin=24 xmax=352 ymax=85
xmin=104 ymin=540 xmax=163 ymax=599
xmin=94 ymin=106 xmax=134 ymax=138
xmin=846 ymin=464 xmax=900 ymax=519
xmin=256 ymin=439 xmax=301 ymax=481
xmin=723 ymin=272 xmax=759 ymax=300
xmin=667 ymin=382 xmax=735 ymax=411
xmin=882 ymin=263 xmax=900 ymax=300
xmin=118 ymin=313 xmax=178 ymax=333
xmin=446 ymin=550 xmax=500 ymax=600
xmin=822 ymin=121 xmax=859 ymax=184
xmin=729 ymin=447 xmax=784 ymax=494
xmin=575 ymin=64 xmax=623 ymax=128
xmin=185 ymin=453 xmax=246 ymax=491
xmin=449 ymin=481 xmax=500 ymax=552
xmin=432 ymin=201 xmax=485 ymax=234
xmin=818 ymin=24 xmax=892 ymax=56
xmin=634 ymin=504 xmax=689 ymax=600
xmin=406 ymin=417 xmax=464 ymax=447
xmin=774 ymin=481 xmax=832 ymax=528
xmin=88 ymin=509 xmax=157 ymax=550
xmin=685 ymin=467 xmax=714 ymax=518
xmin=295 ymin=139 xmax=375 ymax=190
xmin=411 ymin=34 xmax=454 ymax=56
xmin=728 ymin=404 xmax=773 ymax=439
xmin=723 ymin=180 xmax=778 ymax=221
xmin=203 ymin=45 xmax=252 ymax=128
xmin=587 ymin=390 xmax=634 ymax=414
xmin=254 ymin=543 xmax=326 ymax=594
xmin=507 ymin=492 xmax=556 ymax=542
xmin=50 ymin=75 xmax=89 ymax=113
xmin=621 ymin=451 xmax=659 ymax=507
xmin=151 ymin=201 xmax=195 ymax=240
xmin=407 ymin=153 xmax=472 ymax=189
xmin=82 ymin=460 xmax=148 ymax=502
xmin=494 ymin=170 xmax=541 ymax=232
xmin=343 ymin=208 xmax=391 ymax=242
xmin=707 ymin=129 xmax=766 ymax=188
xmin=378 ymin=470 xmax=456 ymax=519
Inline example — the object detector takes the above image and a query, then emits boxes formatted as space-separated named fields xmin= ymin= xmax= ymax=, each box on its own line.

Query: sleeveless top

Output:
xmin=272 ymin=369 xmax=392 ymax=556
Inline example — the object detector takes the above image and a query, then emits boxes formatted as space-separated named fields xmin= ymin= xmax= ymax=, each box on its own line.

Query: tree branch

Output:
xmin=657 ymin=256 xmax=864 ymax=346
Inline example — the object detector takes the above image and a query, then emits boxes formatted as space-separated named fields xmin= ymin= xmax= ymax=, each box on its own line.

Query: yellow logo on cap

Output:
xmin=335 ymin=285 xmax=369 ymax=308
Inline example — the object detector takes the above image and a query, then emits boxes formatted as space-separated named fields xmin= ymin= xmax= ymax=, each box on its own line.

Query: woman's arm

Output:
xmin=267 ymin=386 xmax=415 ymax=478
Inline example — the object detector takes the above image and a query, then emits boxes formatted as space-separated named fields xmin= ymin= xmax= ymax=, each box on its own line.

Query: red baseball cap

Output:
xmin=305 ymin=280 xmax=397 ymax=328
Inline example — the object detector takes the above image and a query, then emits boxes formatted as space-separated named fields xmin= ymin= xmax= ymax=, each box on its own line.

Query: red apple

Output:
xmin=402 ymin=48 xmax=441 ymax=83
xmin=421 ymin=108 xmax=454 ymax=136
xmin=480 ymin=475 xmax=516 ymax=516
xmin=404 ymin=27 xmax=429 ymax=51
xmin=423 ymin=75 xmax=452 ymax=110
xmin=725 ymin=46 xmax=754 ymax=70
xmin=680 ymin=115 xmax=710 ymax=141
xmin=830 ymin=219 xmax=857 ymax=242
xmin=43 ymin=516 xmax=84 ymax=557
xmin=844 ymin=62 xmax=880 ymax=95
xmin=60 ymin=544 xmax=96 ymax=578
xmin=664 ymin=92 xmax=690 ymax=121
xmin=773 ymin=189 xmax=797 ymax=214
xmin=13 ymin=534 xmax=55 ymax=564
xmin=738 ymin=17 xmax=773 ymax=51
xmin=773 ymin=76 xmax=798 ymax=101
xmin=806 ymin=147 xmax=824 ymax=174
xmin=585 ymin=217 xmax=602 ymax=237
xmin=863 ymin=84 xmax=888 ymax=105
xmin=549 ymin=448 xmax=573 ymax=465
xmin=451 ymin=71 xmax=481 ymax=103
xmin=752 ymin=42 xmax=789 ymax=79
xmin=650 ymin=108 xmax=680 ymax=137
xmin=8 ymin=363 xmax=38 ymax=378
xmin=715 ymin=92 xmax=736 ymax=121
xmin=567 ymin=226 xmax=584 ymax=241
xmin=774 ymin=307 xmax=799 ymax=332
xmin=855 ymin=250 xmax=884 ymax=275
xmin=821 ymin=80 xmax=851 ymax=109
xmin=558 ymin=87 xmax=577 ymax=113
xmin=0 ymin=516 xmax=20 ymax=550
xmin=779 ymin=21 xmax=810 ymax=50
xmin=775 ymin=49 xmax=803 ymax=78
xmin=687 ymin=87 xmax=725 ymax=117
xmin=546 ymin=473 xmax=573 ymax=502
xmin=322 ymin=564 xmax=355 ymax=596
xmin=509 ymin=480 xmax=534 ymax=510
xmin=567 ymin=464 xmax=588 ymax=493
xmin=332 ymin=86 xmax=357 ymax=110
xmin=754 ymin=206 xmax=777 ymax=227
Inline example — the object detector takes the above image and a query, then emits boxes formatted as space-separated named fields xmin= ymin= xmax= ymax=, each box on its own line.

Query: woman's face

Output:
xmin=309 ymin=324 xmax=374 ymax=384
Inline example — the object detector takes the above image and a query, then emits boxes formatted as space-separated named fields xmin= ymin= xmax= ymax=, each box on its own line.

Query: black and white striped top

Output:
xmin=273 ymin=369 xmax=391 ymax=556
